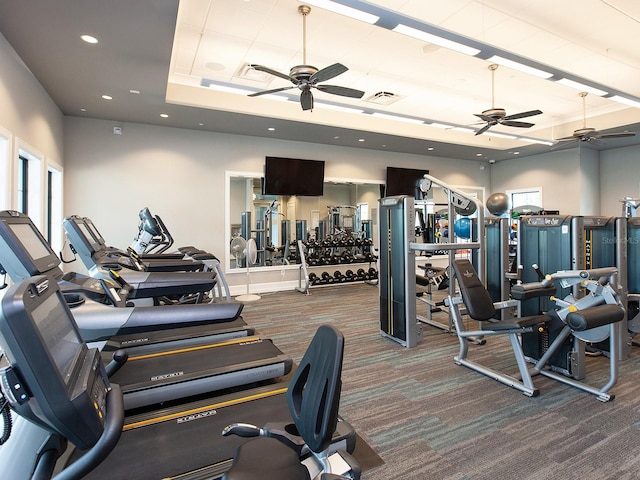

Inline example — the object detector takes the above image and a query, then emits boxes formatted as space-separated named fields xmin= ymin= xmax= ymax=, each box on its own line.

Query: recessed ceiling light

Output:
xmin=268 ymin=127 xmax=275 ymax=131
xmin=358 ymin=138 xmax=365 ymax=142
xmin=513 ymin=151 xmax=520 ymax=155
xmin=333 ymin=136 xmax=340 ymax=139
xmin=129 ymin=89 xmax=140 ymax=94
xmin=81 ymin=34 xmax=98 ymax=44
xmin=198 ymin=123 xmax=204 ymax=126
xmin=427 ymin=147 xmax=434 ymax=151
xmin=160 ymin=113 xmax=169 ymax=118
xmin=80 ymin=108 xmax=86 ymax=112
xmin=476 ymin=153 xmax=483 ymax=157
xmin=101 ymin=94 xmax=112 ymax=100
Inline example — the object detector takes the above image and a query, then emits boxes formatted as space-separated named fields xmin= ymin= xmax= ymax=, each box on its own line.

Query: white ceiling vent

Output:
xmin=364 ymin=91 xmax=403 ymax=106
xmin=233 ymin=63 xmax=274 ymax=83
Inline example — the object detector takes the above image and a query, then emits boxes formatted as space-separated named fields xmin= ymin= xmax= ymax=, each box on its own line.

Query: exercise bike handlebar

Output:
xmin=52 ymin=385 xmax=124 ymax=480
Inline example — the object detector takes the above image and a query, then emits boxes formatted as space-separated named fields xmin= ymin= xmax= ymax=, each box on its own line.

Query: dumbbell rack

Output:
xmin=296 ymin=239 xmax=378 ymax=294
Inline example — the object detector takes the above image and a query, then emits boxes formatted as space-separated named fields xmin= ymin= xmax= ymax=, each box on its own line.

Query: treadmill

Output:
xmin=0 ymin=210 xmax=255 ymax=354
xmin=64 ymin=214 xmax=205 ymax=272
xmin=0 ymin=276 xmax=356 ymax=480
xmin=63 ymin=214 xmax=217 ymax=302
xmin=129 ymin=207 xmax=233 ymax=301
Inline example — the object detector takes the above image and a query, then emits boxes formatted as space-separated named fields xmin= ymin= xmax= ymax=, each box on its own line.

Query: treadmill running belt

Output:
xmin=109 ymin=338 xmax=292 ymax=410
xmin=69 ymin=387 xmax=291 ymax=479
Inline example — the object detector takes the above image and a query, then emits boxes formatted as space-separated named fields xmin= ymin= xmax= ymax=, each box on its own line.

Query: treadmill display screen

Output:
xmin=84 ymin=219 xmax=106 ymax=246
xmin=32 ymin=293 xmax=84 ymax=386
xmin=8 ymin=223 xmax=54 ymax=262
xmin=77 ymin=222 xmax=102 ymax=253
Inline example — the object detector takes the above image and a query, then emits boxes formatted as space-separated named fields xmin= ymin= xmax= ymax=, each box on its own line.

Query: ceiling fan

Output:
xmin=247 ymin=5 xmax=365 ymax=111
xmin=474 ymin=64 xmax=542 ymax=136
xmin=554 ymin=91 xmax=637 ymax=144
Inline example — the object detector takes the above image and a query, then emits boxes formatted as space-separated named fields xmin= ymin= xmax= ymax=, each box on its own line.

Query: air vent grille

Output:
xmin=364 ymin=91 xmax=403 ymax=105
xmin=234 ymin=63 xmax=274 ymax=83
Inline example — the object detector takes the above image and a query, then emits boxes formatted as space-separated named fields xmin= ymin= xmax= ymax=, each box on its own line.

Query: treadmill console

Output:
xmin=0 ymin=276 xmax=111 ymax=450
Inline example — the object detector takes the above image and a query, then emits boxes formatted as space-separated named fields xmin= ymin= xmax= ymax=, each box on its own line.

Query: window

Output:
xmin=506 ymin=187 xmax=542 ymax=212
xmin=15 ymin=140 xmax=44 ymax=231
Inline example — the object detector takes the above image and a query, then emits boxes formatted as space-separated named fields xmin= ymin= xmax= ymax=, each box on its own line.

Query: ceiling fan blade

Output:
xmin=315 ymin=84 xmax=365 ymax=98
xmin=300 ymin=88 xmax=314 ymax=111
xmin=554 ymin=135 xmax=580 ymax=142
xmin=250 ymin=64 xmax=296 ymax=83
xmin=310 ymin=63 xmax=348 ymax=83
xmin=595 ymin=132 xmax=636 ymax=139
xmin=502 ymin=109 xmax=542 ymax=121
xmin=500 ymin=120 xmax=535 ymax=128
xmin=475 ymin=123 xmax=493 ymax=136
xmin=248 ymin=86 xmax=296 ymax=97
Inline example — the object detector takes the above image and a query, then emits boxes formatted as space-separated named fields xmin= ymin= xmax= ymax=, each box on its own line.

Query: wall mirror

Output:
xmin=414 ymin=183 xmax=485 ymax=245
xmin=225 ymin=171 xmax=383 ymax=272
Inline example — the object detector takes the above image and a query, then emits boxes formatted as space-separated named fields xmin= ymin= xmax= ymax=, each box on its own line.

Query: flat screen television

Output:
xmin=263 ymin=156 xmax=325 ymax=196
xmin=385 ymin=167 xmax=430 ymax=199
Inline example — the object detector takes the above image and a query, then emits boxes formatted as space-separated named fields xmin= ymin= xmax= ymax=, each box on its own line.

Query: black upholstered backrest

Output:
xmin=287 ymin=324 xmax=344 ymax=454
xmin=452 ymin=259 xmax=496 ymax=321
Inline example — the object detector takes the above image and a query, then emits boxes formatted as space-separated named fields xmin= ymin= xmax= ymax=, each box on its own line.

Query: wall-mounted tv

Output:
xmin=385 ymin=167 xmax=430 ymax=199
xmin=263 ymin=156 xmax=325 ymax=196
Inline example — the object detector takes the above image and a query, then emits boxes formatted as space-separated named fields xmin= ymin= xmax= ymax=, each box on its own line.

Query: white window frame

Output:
xmin=0 ymin=125 xmax=11 ymax=211
xmin=14 ymin=138 xmax=45 ymax=230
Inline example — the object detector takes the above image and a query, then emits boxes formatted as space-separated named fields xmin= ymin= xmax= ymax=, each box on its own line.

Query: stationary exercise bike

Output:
xmin=221 ymin=324 xmax=361 ymax=479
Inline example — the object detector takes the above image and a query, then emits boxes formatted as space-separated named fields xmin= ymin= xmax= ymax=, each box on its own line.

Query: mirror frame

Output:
xmin=225 ymin=170 xmax=385 ymax=274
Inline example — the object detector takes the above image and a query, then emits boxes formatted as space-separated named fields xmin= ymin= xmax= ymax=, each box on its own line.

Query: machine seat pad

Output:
xmin=566 ymin=304 xmax=625 ymax=332
xmin=511 ymin=282 xmax=557 ymax=301
xmin=223 ymin=436 xmax=311 ymax=480
xmin=452 ymin=259 xmax=496 ymax=321
xmin=482 ymin=315 xmax=550 ymax=331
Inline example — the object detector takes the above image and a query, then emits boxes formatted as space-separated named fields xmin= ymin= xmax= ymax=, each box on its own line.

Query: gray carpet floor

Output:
xmin=240 ymin=282 xmax=640 ymax=480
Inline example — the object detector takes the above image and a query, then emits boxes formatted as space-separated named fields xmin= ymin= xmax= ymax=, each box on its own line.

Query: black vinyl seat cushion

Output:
xmin=224 ymin=437 xmax=310 ymax=480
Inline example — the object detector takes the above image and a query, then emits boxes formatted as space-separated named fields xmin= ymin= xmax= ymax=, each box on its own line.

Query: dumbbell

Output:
xmin=333 ymin=270 xmax=345 ymax=282
xmin=321 ymin=271 xmax=333 ymax=283
xmin=308 ymin=272 xmax=318 ymax=285
xmin=368 ymin=267 xmax=378 ymax=280
xmin=345 ymin=269 xmax=355 ymax=281
xmin=356 ymin=268 xmax=366 ymax=280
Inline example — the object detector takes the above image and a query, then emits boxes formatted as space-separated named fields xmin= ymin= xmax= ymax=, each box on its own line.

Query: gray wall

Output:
xmin=600 ymin=144 xmax=640 ymax=216
xmin=62 ymin=116 xmax=490 ymax=291
xmin=0 ymin=33 xmax=63 ymax=166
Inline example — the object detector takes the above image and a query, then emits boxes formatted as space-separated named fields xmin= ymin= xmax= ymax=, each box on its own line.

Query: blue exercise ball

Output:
xmin=454 ymin=217 xmax=472 ymax=239
xmin=486 ymin=193 xmax=509 ymax=216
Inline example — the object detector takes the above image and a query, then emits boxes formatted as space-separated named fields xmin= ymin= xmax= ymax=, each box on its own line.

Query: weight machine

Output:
xmin=378 ymin=175 xmax=485 ymax=347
